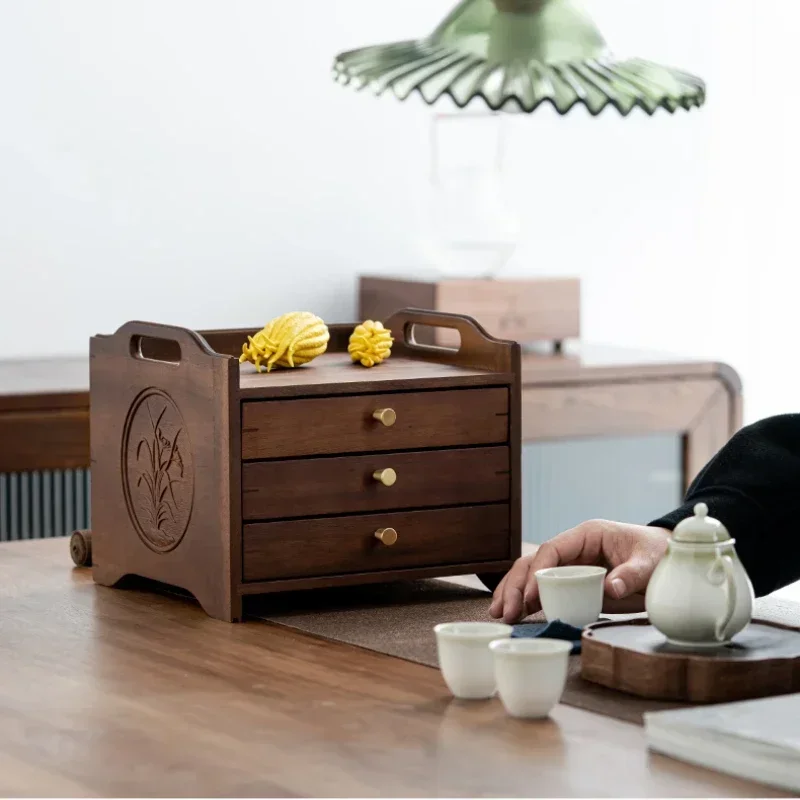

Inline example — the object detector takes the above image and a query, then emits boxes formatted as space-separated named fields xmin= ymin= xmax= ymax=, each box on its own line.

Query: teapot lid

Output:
xmin=672 ymin=503 xmax=731 ymax=543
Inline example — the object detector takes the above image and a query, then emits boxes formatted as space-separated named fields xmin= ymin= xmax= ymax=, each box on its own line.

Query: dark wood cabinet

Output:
xmin=85 ymin=310 xmax=521 ymax=621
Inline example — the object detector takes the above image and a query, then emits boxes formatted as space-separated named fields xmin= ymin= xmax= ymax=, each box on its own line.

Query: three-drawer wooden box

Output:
xmin=90 ymin=309 xmax=521 ymax=621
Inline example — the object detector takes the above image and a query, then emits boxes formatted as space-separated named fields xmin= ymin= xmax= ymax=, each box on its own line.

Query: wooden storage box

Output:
xmin=359 ymin=275 xmax=581 ymax=348
xmin=90 ymin=309 xmax=521 ymax=621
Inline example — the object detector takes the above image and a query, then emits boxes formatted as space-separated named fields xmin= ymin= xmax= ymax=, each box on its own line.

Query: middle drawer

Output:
xmin=242 ymin=446 xmax=510 ymax=521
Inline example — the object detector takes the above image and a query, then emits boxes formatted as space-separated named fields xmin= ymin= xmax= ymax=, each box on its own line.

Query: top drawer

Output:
xmin=241 ymin=387 xmax=509 ymax=460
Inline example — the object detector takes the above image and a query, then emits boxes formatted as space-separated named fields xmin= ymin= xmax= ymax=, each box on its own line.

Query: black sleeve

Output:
xmin=649 ymin=414 xmax=800 ymax=597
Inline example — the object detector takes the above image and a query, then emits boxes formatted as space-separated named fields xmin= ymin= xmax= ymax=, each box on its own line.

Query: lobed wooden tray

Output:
xmin=581 ymin=618 xmax=800 ymax=704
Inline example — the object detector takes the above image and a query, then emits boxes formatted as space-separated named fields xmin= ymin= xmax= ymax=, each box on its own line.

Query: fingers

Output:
xmin=605 ymin=526 xmax=669 ymax=599
xmin=522 ymin=522 xmax=604 ymax=611
xmin=500 ymin=559 xmax=529 ymax=623
xmin=489 ymin=556 xmax=532 ymax=623
xmin=521 ymin=541 xmax=560 ymax=615
xmin=606 ymin=556 xmax=656 ymax=599
xmin=488 ymin=572 xmax=509 ymax=618
xmin=490 ymin=519 xmax=657 ymax=622
xmin=490 ymin=545 xmax=540 ymax=620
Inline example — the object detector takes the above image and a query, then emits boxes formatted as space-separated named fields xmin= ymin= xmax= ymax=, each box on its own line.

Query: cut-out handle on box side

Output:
xmin=130 ymin=335 xmax=182 ymax=364
xmin=109 ymin=321 xmax=223 ymax=365
xmin=384 ymin=308 xmax=515 ymax=373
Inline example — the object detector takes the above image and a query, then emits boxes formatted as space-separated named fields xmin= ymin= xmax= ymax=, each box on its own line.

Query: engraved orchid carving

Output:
xmin=134 ymin=400 xmax=186 ymax=548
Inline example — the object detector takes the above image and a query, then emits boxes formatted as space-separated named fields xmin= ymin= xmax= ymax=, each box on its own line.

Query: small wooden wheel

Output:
xmin=70 ymin=529 xmax=92 ymax=567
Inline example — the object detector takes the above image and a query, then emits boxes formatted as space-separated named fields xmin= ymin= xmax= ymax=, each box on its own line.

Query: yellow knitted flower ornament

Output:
xmin=348 ymin=320 xmax=393 ymax=367
xmin=240 ymin=312 xmax=329 ymax=373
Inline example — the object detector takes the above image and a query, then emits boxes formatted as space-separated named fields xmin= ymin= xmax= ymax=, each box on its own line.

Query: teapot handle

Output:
xmin=707 ymin=553 xmax=737 ymax=643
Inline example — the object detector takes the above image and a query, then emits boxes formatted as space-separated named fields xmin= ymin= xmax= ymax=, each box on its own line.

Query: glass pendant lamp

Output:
xmin=333 ymin=0 xmax=705 ymax=278
xmin=420 ymin=111 xmax=519 ymax=278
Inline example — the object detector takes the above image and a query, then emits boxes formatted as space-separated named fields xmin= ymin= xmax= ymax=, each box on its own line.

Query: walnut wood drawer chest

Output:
xmin=89 ymin=309 xmax=521 ymax=621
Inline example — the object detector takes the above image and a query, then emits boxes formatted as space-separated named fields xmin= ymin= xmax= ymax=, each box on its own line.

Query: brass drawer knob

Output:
xmin=374 ymin=527 xmax=398 ymax=546
xmin=372 ymin=468 xmax=397 ymax=487
xmin=372 ymin=408 xmax=396 ymax=427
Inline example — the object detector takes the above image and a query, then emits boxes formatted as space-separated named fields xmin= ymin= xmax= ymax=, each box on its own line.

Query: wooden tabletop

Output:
xmin=0 ymin=356 xmax=88 ymax=412
xmin=0 ymin=539 xmax=782 ymax=798
xmin=518 ymin=342 xmax=741 ymax=392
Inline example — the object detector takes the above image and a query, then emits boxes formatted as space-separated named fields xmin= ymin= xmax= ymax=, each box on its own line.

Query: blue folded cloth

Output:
xmin=511 ymin=619 xmax=584 ymax=654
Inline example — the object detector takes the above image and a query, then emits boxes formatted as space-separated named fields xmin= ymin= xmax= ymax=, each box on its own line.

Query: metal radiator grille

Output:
xmin=0 ymin=469 xmax=90 ymax=541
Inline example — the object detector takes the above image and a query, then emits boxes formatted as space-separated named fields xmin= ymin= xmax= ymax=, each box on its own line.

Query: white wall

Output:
xmin=0 ymin=0 xmax=796 ymax=424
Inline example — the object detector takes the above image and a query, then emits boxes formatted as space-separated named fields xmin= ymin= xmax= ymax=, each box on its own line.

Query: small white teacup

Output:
xmin=434 ymin=622 xmax=513 ymax=699
xmin=535 ymin=565 xmax=607 ymax=628
xmin=490 ymin=638 xmax=572 ymax=719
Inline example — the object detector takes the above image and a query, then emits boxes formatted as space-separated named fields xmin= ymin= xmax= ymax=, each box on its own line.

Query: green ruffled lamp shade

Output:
xmin=333 ymin=0 xmax=705 ymax=115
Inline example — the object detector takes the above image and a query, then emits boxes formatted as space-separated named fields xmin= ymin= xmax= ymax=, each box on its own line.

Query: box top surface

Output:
xmin=238 ymin=353 xmax=511 ymax=399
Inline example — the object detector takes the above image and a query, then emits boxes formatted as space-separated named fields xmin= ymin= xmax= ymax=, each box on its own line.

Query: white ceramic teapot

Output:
xmin=645 ymin=502 xmax=754 ymax=648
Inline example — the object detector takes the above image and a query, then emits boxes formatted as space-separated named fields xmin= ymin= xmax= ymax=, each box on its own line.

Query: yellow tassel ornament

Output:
xmin=348 ymin=320 xmax=393 ymax=367
xmin=240 ymin=312 xmax=329 ymax=373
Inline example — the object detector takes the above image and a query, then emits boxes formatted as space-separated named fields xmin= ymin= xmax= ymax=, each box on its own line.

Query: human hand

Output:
xmin=488 ymin=520 xmax=671 ymax=623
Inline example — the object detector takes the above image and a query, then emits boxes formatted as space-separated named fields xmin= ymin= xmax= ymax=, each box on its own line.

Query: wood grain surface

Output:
xmin=520 ymin=379 xmax=723 ymax=440
xmin=242 ymin=447 xmax=510 ymax=520
xmin=582 ymin=618 xmax=800 ymax=703
xmin=239 ymin=354 xmax=512 ymax=399
xmin=358 ymin=275 xmax=581 ymax=346
xmin=241 ymin=387 xmax=509 ymax=460
xmin=0 ymin=407 xmax=89 ymax=472
xmin=435 ymin=277 xmax=581 ymax=347
xmin=0 ymin=539 xmax=785 ymax=798
xmin=84 ymin=312 xmax=520 ymax=621
xmin=89 ymin=321 xmax=242 ymax=622
xmin=243 ymin=504 xmax=510 ymax=582
xmin=0 ymin=357 xmax=88 ymax=412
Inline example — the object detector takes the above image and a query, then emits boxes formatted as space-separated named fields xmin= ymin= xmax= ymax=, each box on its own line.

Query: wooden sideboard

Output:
xmin=0 ymin=357 xmax=90 ymax=473
xmin=0 ymin=343 xmax=741 ymax=494
xmin=516 ymin=342 xmax=741 ymax=486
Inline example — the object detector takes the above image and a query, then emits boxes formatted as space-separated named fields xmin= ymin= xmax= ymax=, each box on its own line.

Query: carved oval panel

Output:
xmin=121 ymin=389 xmax=194 ymax=553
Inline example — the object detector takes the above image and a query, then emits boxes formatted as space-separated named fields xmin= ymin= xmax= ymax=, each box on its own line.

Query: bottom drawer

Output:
xmin=243 ymin=505 xmax=510 ymax=582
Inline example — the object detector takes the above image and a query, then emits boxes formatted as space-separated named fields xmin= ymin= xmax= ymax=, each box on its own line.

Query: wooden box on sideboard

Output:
xmin=359 ymin=276 xmax=581 ymax=348
xmin=89 ymin=309 xmax=521 ymax=621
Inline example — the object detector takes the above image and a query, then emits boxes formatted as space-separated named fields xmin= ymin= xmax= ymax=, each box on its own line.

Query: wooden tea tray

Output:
xmin=581 ymin=618 xmax=800 ymax=704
